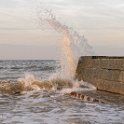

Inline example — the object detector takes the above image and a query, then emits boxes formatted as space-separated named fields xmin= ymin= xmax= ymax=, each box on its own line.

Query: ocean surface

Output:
xmin=0 ymin=60 xmax=124 ymax=124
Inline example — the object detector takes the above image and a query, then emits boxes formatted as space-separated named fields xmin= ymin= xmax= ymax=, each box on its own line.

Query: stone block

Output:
xmin=76 ymin=56 xmax=124 ymax=94
xmin=97 ymin=79 xmax=124 ymax=95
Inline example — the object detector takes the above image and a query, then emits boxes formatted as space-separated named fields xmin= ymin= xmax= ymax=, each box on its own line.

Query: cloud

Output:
xmin=0 ymin=0 xmax=24 ymax=8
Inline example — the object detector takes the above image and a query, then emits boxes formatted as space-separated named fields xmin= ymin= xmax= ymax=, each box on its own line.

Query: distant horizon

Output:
xmin=0 ymin=59 xmax=58 ymax=60
xmin=0 ymin=44 xmax=124 ymax=60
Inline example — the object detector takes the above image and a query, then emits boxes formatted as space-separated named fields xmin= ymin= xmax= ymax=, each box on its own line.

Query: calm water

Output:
xmin=0 ymin=60 xmax=124 ymax=124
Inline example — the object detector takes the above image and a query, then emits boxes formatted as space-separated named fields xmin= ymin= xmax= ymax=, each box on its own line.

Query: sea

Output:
xmin=0 ymin=60 xmax=124 ymax=124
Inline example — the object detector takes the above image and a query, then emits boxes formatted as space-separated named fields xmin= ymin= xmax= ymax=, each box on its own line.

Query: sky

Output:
xmin=0 ymin=0 xmax=124 ymax=59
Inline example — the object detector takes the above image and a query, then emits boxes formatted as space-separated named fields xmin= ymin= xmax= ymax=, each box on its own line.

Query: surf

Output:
xmin=0 ymin=10 xmax=96 ymax=95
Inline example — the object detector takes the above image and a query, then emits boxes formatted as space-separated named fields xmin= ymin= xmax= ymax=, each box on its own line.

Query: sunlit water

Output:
xmin=0 ymin=60 xmax=124 ymax=124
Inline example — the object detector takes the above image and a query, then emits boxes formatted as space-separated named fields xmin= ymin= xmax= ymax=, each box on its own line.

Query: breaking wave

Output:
xmin=0 ymin=74 xmax=96 ymax=95
xmin=0 ymin=11 xmax=96 ymax=95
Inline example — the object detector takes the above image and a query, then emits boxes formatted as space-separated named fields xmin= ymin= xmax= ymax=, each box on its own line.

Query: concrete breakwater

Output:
xmin=75 ymin=56 xmax=124 ymax=95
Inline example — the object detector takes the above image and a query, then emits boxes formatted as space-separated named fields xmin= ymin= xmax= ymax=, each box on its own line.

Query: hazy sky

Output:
xmin=0 ymin=0 xmax=124 ymax=59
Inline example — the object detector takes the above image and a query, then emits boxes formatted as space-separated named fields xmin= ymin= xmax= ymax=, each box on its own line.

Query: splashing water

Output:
xmin=40 ymin=10 xmax=94 ymax=79
xmin=0 ymin=73 xmax=74 ymax=94
xmin=0 ymin=10 xmax=96 ymax=95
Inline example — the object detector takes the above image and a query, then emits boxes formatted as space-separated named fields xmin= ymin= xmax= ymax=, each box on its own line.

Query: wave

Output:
xmin=0 ymin=74 xmax=73 ymax=95
xmin=0 ymin=74 xmax=96 ymax=95
xmin=0 ymin=11 xmax=97 ymax=95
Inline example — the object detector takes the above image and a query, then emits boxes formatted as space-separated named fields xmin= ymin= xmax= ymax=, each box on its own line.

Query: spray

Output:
xmin=39 ymin=10 xmax=94 ymax=79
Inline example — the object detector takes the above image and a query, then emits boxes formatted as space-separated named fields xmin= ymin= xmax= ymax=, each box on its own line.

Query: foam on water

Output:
xmin=0 ymin=74 xmax=73 ymax=94
xmin=0 ymin=73 xmax=96 ymax=95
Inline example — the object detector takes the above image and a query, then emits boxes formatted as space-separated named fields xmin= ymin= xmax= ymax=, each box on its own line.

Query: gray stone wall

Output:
xmin=75 ymin=56 xmax=124 ymax=95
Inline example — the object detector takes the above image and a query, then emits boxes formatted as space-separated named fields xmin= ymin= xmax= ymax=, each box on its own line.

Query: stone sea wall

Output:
xmin=75 ymin=56 xmax=124 ymax=95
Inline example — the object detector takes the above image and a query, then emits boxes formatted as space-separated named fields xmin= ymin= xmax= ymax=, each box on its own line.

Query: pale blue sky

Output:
xmin=0 ymin=0 xmax=124 ymax=59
